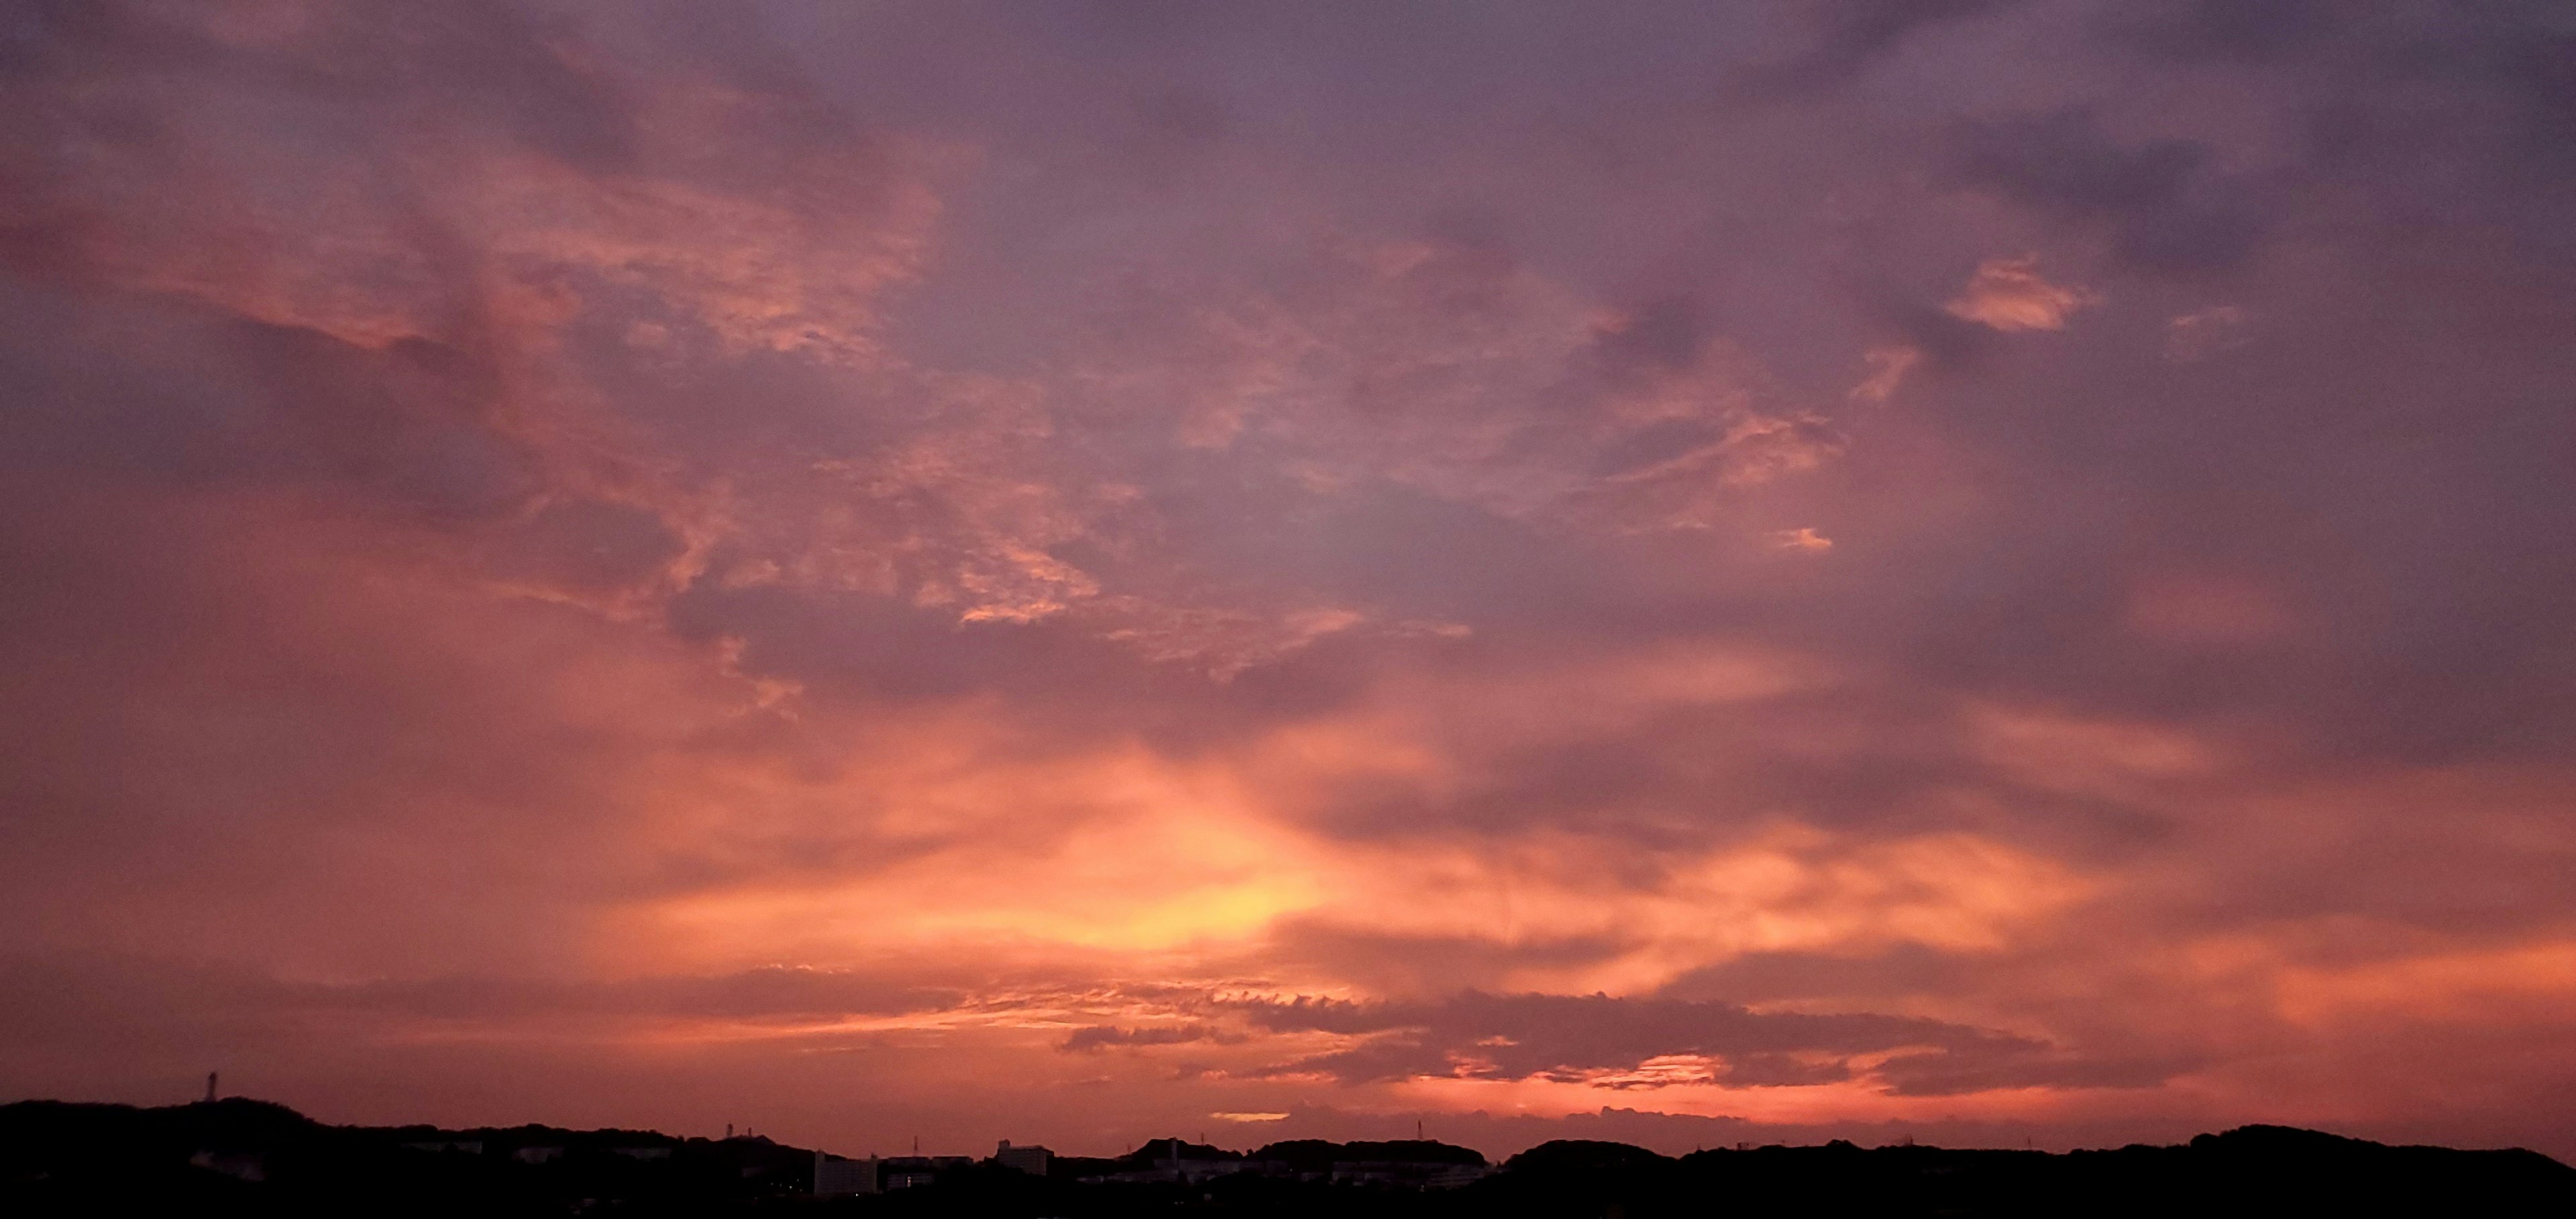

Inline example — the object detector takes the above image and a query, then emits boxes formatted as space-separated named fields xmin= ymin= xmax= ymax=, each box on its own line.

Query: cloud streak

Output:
xmin=1233 ymin=992 xmax=2167 ymax=1096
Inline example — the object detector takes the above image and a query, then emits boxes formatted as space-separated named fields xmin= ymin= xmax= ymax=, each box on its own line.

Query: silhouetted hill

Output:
xmin=1505 ymin=1137 xmax=1669 ymax=1175
xmin=3 ymin=1098 xmax=2569 ymax=1216
xmin=1254 ymin=1138 xmax=1486 ymax=1169
xmin=0 ymin=1098 xmax=811 ymax=1216
xmin=1116 ymin=1136 xmax=1244 ymax=1165
xmin=1491 ymin=1128 xmax=2576 ymax=1218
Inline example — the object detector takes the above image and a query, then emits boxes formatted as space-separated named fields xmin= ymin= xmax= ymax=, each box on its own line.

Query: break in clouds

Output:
xmin=2 ymin=0 xmax=2574 ymax=1159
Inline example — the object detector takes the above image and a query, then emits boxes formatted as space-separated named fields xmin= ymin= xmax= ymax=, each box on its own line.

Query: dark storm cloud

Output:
xmin=1735 ymin=0 xmax=2019 ymax=99
xmin=1950 ymin=109 xmax=2267 ymax=273
xmin=0 ymin=278 xmax=531 ymax=519
xmin=2105 ymin=1 xmax=2576 ymax=198
xmin=1656 ymin=945 xmax=1984 ymax=1008
xmin=2104 ymin=0 xmax=2335 ymax=64
xmin=1059 ymin=1024 xmax=1226 ymax=1053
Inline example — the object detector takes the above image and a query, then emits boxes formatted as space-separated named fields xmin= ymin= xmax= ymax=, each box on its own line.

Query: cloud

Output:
xmin=1848 ymin=346 xmax=1921 ymax=403
xmin=1943 ymin=256 xmax=2100 ymax=331
xmin=4 ymin=0 xmax=2576 ymax=1165
xmin=2121 ymin=571 xmax=2292 ymax=643
xmin=1044 ymin=243 xmax=1851 ymax=544
xmin=1 ymin=4 xmax=935 ymax=357
xmin=2165 ymin=305 xmax=2251 ymax=361
xmin=1061 ymin=1024 xmax=1229 ymax=1053
xmin=1949 ymin=109 xmax=2267 ymax=272
xmin=2102 ymin=0 xmax=2332 ymax=64
xmin=1231 ymin=992 xmax=2163 ymax=1096
xmin=1734 ymin=0 xmax=2019 ymax=99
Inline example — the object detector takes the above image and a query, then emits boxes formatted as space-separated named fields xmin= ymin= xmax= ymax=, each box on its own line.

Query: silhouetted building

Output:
xmin=400 ymin=1138 xmax=484 ymax=1155
xmin=995 ymin=1140 xmax=1052 ymax=1175
xmin=187 ymin=1149 xmax=263 ymax=1181
xmin=873 ymin=1155 xmax=968 ymax=1189
xmin=1246 ymin=1139 xmax=1492 ymax=1189
xmin=1332 ymin=1159 xmax=1491 ymax=1189
xmin=814 ymin=1153 xmax=879 ymax=1197
xmin=1102 ymin=1138 xmax=1249 ymax=1185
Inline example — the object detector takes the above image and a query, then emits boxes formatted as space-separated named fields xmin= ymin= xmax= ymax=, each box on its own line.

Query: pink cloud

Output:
xmin=1942 ymin=257 xmax=2100 ymax=332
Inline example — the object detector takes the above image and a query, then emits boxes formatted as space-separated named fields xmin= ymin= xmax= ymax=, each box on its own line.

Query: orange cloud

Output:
xmin=1943 ymin=257 xmax=2100 ymax=332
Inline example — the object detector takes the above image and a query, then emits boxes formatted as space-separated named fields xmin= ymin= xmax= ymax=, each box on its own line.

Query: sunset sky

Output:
xmin=5 ymin=0 xmax=2575 ymax=1161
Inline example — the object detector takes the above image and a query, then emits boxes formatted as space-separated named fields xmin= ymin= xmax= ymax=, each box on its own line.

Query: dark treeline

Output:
xmin=4 ymin=1097 xmax=2571 ymax=1216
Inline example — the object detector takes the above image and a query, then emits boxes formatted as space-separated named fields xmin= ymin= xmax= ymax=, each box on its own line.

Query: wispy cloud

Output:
xmin=1943 ymin=257 xmax=2099 ymax=332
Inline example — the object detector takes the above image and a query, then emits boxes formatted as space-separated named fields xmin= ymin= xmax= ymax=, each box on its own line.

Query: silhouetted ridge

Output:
xmin=1255 ymin=1138 xmax=1487 ymax=1167
xmin=0 ymin=1098 xmax=815 ymax=1216
xmin=3 ymin=1098 xmax=2569 ymax=1216
xmin=1112 ymin=1136 xmax=1242 ymax=1165
xmin=1505 ymin=1138 xmax=1673 ymax=1175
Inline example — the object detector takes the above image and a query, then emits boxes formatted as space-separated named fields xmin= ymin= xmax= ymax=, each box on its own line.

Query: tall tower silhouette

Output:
xmin=205 ymin=1071 xmax=218 ymax=1103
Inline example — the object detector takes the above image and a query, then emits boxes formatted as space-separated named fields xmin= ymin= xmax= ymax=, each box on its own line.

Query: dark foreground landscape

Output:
xmin=4 ymin=1099 xmax=2571 ymax=1217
